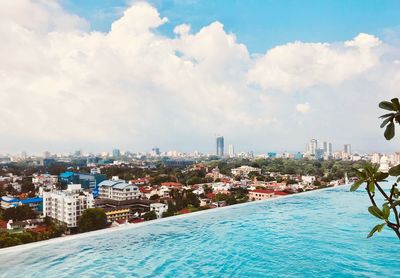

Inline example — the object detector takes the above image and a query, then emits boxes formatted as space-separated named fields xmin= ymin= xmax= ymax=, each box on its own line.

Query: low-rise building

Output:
xmin=98 ymin=177 xmax=141 ymax=201
xmin=231 ymin=166 xmax=261 ymax=177
xmin=32 ymin=173 xmax=58 ymax=189
xmin=19 ymin=197 xmax=43 ymax=212
xmin=150 ymin=203 xmax=168 ymax=218
xmin=301 ymin=175 xmax=316 ymax=185
xmin=1 ymin=196 xmax=19 ymax=209
xmin=43 ymin=184 xmax=94 ymax=228
xmin=59 ymin=171 xmax=106 ymax=190
xmin=95 ymin=198 xmax=153 ymax=223
xmin=0 ymin=196 xmax=43 ymax=211
xmin=248 ymin=189 xmax=275 ymax=201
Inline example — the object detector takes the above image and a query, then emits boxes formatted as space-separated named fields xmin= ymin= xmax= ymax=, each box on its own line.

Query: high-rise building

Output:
xmin=228 ymin=144 xmax=235 ymax=157
xmin=322 ymin=141 xmax=333 ymax=157
xmin=344 ymin=144 xmax=352 ymax=155
xmin=323 ymin=142 xmax=328 ymax=153
xmin=20 ymin=151 xmax=27 ymax=160
xmin=151 ymin=147 xmax=160 ymax=156
xmin=216 ymin=136 xmax=224 ymax=156
xmin=112 ymin=149 xmax=121 ymax=158
xmin=308 ymin=139 xmax=318 ymax=155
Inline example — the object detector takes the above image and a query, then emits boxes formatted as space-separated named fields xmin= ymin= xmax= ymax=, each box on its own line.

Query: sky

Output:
xmin=0 ymin=0 xmax=400 ymax=154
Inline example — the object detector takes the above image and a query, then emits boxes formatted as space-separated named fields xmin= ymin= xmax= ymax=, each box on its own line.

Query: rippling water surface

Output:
xmin=0 ymin=185 xmax=399 ymax=277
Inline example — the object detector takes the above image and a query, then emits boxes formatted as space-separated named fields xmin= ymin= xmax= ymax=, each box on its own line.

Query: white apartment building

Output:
xmin=150 ymin=203 xmax=168 ymax=218
xmin=98 ymin=177 xmax=141 ymax=201
xmin=43 ymin=184 xmax=94 ymax=228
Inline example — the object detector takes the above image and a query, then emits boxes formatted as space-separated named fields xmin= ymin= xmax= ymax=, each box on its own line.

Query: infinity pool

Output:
xmin=0 ymin=186 xmax=399 ymax=277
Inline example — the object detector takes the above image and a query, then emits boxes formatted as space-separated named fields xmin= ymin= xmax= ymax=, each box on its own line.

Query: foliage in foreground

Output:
xmin=351 ymin=98 xmax=400 ymax=238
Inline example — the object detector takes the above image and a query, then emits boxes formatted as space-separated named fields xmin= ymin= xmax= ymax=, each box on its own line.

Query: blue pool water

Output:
xmin=0 ymin=185 xmax=399 ymax=277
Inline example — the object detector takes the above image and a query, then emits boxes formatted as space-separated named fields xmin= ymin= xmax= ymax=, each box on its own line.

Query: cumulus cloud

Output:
xmin=247 ymin=33 xmax=382 ymax=92
xmin=0 ymin=0 xmax=399 ymax=153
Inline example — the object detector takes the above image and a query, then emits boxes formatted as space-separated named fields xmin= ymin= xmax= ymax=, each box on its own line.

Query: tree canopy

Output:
xmin=77 ymin=208 xmax=107 ymax=233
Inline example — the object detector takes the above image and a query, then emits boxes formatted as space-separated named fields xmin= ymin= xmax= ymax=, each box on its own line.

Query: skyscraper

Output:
xmin=323 ymin=141 xmax=333 ymax=156
xmin=216 ymin=136 xmax=224 ymax=156
xmin=308 ymin=139 xmax=318 ymax=155
xmin=323 ymin=142 xmax=328 ymax=153
xmin=112 ymin=149 xmax=121 ymax=158
xmin=344 ymin=144 xmax=351 ymax=155
xmin=228 ymin=144 xmax=235 ymax=157
xmin=151 ymin=147 xmax=160 ymax=156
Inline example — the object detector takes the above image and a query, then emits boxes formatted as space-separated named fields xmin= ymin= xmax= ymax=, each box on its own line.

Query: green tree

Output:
xmin=149 ymin=194 xmax=160 ymax=200
xmin=77 ymin=208 xmax=107 ymax=233
xmin=21 ymin=177 xmax=35 ymax=193
xmin=143 ymin=210 xmax=157 ymax=221
xmin=351 ymin=98 xmax=400 ymax=238
xmin=186 ymin=192 xmax=200 ymax=208
xmin=3 ymin=205 xmax=36 ymax=221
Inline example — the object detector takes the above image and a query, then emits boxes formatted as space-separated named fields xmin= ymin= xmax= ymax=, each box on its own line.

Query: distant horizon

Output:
xmin=1 ymin=144 xmax=397 ymax=157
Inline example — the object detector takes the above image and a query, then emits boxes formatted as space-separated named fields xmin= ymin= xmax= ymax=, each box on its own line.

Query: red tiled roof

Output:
xmin=274 ymin=191 xmax=289 ymax=196
xmin=27 ymin=226 xmax=48 ymax=233
xmin=206 ymin=193 xmax=215 ymax=199
xmin=130 ymin=178 xmax=147 ymax=183
xmin=139 ymin=187 xmax=152 ymax=193
xmin=130 ymin=219 xmax=144 ymax=223
xmin=0 ymin=220 xmax=7 ymax=229
xmin=177 ymin=208 xmax=191 ymax=214
xmin=250 ymin=189 xmax=274 ymax=194
xmin=161 ymin=182 xmax=183 ymax=187
xmin=116 ymin=219 xmax=128 ymax=224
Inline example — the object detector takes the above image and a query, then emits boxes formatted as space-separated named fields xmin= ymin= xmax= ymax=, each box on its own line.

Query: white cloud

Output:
xmin=0 ymin=1 xmax=399 ymax=153
xmin=174 ymin=24 xmax=191 ymax=36
xmin=296 ymin=103 xmax=311 ymax=113
xmin=247 ymin=34 xmax=382 ymax=92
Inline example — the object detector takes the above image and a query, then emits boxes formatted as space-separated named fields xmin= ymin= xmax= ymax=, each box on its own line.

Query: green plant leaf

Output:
xmin=368 ymin=206 xmax=385 ymax=219
xmin=380 ymin=118 xmax=392 ymax=128
xmin=391 ymin=98 xmax=400 ymax=110
xmin=384 ymin=122 xmax=395 ymax=140
xmin=367 ymin=223 xmax=386 ymax=238
xmin=365 ymin=164 xmax=374 ymax=175
xmin=390 ymin=199 xmax=400 ymax=209
xmin=375 ymin=172 xmax=389 ymax=181
xmin=353 ymin=168 xmax=366 ymax=179
xmin=382 ymin=204 xmax=390 ymax=219
xmin=380 ymin=113 xmax=395 ymax=119
xmin=379 ymin=101 xmax=397 ymax=111
xmin=368 ymin=181 xmax=375 ymax=193
xmin=350 ymin=180 xmax=363 ymax=192
xmin=389 ymin=164 xmax=400 ymax=176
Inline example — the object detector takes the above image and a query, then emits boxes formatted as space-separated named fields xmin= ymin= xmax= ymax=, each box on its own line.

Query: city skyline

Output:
xmin=1 ymin=1 xmax=400 ymax=154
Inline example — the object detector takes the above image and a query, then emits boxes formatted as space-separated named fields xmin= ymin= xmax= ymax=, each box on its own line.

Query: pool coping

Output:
xmin=0 ymin=185 xmax=347 ymax=255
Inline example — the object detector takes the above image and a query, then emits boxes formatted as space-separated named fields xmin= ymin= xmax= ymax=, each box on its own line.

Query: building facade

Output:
xmin=216 ymin=136 xmax=224 ymax=156
xmin=248 ymin=189 xmax=275 ymax=201
xmin=43 ymin=184 xmax=94 ymax=228
xmin=98 ymin=177 xmax=141 ymax=201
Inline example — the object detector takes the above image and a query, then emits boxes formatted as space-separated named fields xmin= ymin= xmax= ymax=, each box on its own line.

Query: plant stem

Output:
xmin=375 ymin=181 xmax=400 ymax=238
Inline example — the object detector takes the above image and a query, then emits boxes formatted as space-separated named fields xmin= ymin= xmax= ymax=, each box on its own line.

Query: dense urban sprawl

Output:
xmin=0 ymin=139 xmax=398 ymax=248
